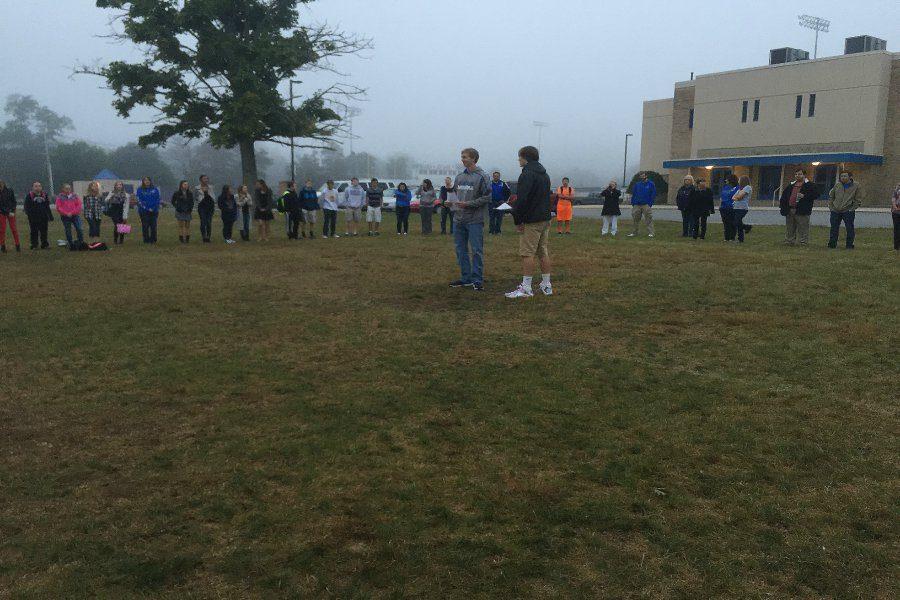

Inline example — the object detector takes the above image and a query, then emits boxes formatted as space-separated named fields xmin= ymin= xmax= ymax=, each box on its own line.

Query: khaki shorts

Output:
xmin=345 ymin=207 xmax=362 ymax=223
xmin=301 ymin=209 xmax=318 ymax=224
xmin=366 ymin=207 xmax=382 ymax=223
xmin=520 ymin=220 xmax=551 ymax=259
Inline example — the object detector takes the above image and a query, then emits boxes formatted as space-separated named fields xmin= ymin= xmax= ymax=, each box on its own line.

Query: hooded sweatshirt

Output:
xmin=24 ymin=191 xmax=52 ymax=220
xmin=55 ymin=193 xmax=83 ymax=218
xmin=512 ymin=160 xmax=551 ymax=225
xmin=453 ymin=166 xmax=492 ymax=225
xmin=300 ymin=186 xmax=320 ymax=211
xmin=631 ymin=179 xmax=657 ymax=206
xmin=136 ymin=186 xmax=161 ymax=212
xmin=344 ymin=184 xmax=366 ymax=209
xmin=394 ymin=188 xmax=412 ymax=209
xmin=321 ymin=187 xmax=340 ymax=211
xmin=0 ymin=186 xmax=15 ymax=216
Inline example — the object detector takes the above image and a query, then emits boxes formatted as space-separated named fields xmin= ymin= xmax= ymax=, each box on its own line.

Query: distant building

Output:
xmin=412 ymin=164 xmax=458 ymax=184
xmin=640 ymin=40 xmax=898 ymax=206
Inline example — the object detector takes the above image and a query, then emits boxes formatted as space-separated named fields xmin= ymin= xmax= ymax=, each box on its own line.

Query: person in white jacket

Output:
xmin=343 ymin=177 xmax=366 ymax=237
xmin=321 ymin=180 xmax=340 ymax=238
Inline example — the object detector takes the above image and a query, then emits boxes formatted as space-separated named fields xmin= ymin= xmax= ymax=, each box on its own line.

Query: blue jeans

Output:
xmin=732 ymin=209 xmax=748 ymax=242
xmin=61 ymin=215 xmax=84 ymax=247
xmin=453 ymin=221 xmax=484 ymax=285
xmin=139 ymin=209 xmax=158 ymax=243
xmin=829 ymin=211 xmax=855 ymax=248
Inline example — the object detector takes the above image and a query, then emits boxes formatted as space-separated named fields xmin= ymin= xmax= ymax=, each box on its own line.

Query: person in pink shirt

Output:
xmin=55 ymin=183 xmax=85 ymax=250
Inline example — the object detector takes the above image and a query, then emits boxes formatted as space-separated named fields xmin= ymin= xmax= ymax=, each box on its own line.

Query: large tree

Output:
xmin=0 ymin=95 xmax=73 ymax=193
xmin=82 ymin=0 xmax=369 ymax=185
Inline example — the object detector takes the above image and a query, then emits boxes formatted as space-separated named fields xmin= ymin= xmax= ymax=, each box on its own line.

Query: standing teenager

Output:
xmin=439 ymin=176 xmax=457 ymax=235
xmin=56 ymin=184 xmax=85 ymax=251
xmin=394 ymin=182 xmax=412 ymax=235
xmin=104 ymin=181 xmax=131 ymax=245
xmin=0 ymin=180 xmax=20 ymax=253
xmin=779 ymin=169 xmax=818 ymax=246
xmin=24 ymin=181 xmax=52 ymax=249
xmin=600 ymin=180 xmax=621 ymax=236
xmin=254 ymin=179 xmax=274 ymax=241
xmin=300 ymin=179 xmax=319 ymax=239
xmin=236 ymin=184 xmax=253 ymax=241
xmin=688 ymin=178 xmax=715 ymax=240
xmin=343 ymin=177 xmax=365 ymax=237
xmin=171 ymin=180 xmax=195 ymax=243
xmin=196 ymin=175 xmax=215 ymax=243
xmin=278 ymin=180 xmax=294 ymax=239
xmin=629 ymin=172 xmax=656 ymax=237
xmin=418 ymin=179 xmax=437 ymax=235
xmin=506 ymin=145 xmax=552 ymax=298
xmin=283 ymin=181 xmax=302 ymax=240
xmin=731 ymin=175 xmax=752 ymax=243
xmin=83 ymin=181 xmax=105 ymax=242
xmin=321 ymin=180 xmax=340 ymax=238
xmin=366 ymin=178 xmax=384 ymax=236
xmin=675 ymin=175 xmax=695 ymax=237
xmin=218 ymin=184 xmax=238 ymax=244
xmin=828 ymin=170 xmax=862 ymax=250
xmin=719 ymin=174 xmax=739 ymax=242
xmin=136 ymin=176 xmax=161 ymax=244
xmin=449 ymin=147 xmax=492 ymax=291
xmin=489 ymin=171 xmax=511 ymax=234
xmin=555 ymin=177 xmax=575 ymax=234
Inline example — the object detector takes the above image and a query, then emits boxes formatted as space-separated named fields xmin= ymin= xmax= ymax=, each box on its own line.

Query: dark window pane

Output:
xmin=742 ymin=101 xmax=748 ymax=123
xmin=753 ymin=99 xmax=760 ymax=122
xmin=809 ymin=93 xmax=817 ymax=117
xmin=795 ymin=95 xmax=803 ymax=118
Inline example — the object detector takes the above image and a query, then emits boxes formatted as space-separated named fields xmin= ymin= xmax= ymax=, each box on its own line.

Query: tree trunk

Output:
xmin=239 ymin=139 xmax=258 ymax=187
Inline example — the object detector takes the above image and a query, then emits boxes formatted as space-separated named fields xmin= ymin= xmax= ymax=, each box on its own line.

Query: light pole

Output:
xmin=798 ymin=14 xmax=830 ymax=59
xmin=43 ymin=126 xmax=55 ymax=195
xmin=623 ymin=133 xmax=633 ymax=190
xmin=289 ymin=79 xmax=302 ymax=182
xmin=533 ymin=121 xmax=549 ymax=154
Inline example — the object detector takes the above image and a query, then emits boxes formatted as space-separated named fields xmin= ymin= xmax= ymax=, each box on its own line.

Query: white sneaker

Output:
xmin=539 ymin=283 xmax=553 ymax=296
xmin=648 ymin=233 xmax=654 ymax=238
xmin=505 ymin=285 xmax=534 ymax=299
xmin=627 ymin=233 xmax=636 ymax=237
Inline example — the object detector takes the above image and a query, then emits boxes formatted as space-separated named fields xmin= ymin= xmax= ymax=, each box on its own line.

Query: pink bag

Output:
xmin=116 ymin=223 xmax=132 ymax=234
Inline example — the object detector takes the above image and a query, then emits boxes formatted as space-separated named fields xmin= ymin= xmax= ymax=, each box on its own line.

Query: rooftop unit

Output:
xmin=770 ymin=47 xmax=809 ymax=65
xmin=844 ymin=35 xmax=887 ymax=55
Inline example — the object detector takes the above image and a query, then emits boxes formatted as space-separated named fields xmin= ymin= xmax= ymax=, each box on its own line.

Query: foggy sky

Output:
xmin=1 ymin=0 xmax=897 ymax=182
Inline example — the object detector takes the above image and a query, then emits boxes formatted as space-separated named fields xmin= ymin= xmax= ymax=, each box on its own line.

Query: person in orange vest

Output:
xmin=555 ymin=177 xmax=574 ymax=234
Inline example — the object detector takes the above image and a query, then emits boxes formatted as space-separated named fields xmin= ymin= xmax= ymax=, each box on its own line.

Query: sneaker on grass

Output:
xmin=539 ymin=283 xmax=553 ymax=296
xmin=505 ymin=285 xmax=533 ymax=299
xmin=449 ymin=280 xmax=470 ymax=288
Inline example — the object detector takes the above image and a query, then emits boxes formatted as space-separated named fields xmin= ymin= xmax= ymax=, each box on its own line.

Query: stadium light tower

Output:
xmin=533 ymin=120 xmax=550 ymax=154
xmin=798 ymin=14 xmax=830 ymax=59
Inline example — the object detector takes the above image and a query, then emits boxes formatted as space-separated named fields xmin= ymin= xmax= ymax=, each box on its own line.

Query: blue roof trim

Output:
xmin=663 ymin=153 xmax=884 ymax=169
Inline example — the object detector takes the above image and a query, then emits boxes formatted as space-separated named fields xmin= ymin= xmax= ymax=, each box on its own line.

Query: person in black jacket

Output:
xmin=779 ymin=169 xmax=819 ymax=246
xmin=506 ymin=145 xmax=552 ymax=298
xmin=217 ymin=184 xmax=238 ymax=244
xmin=23 ymin=181 xmax=53 ymax=250
xmin=675 ymin=175 xmax=695 ymax=237
xmin=254 ymin=179 xmax=274 ymax=241
xmin=171 ymin=180 xmax=195 ymax=243
xmin=688 ymin=178 xmax=715 ymax=239
xmin=283 ymin=181 xmax=302 ymax=240
xmin=0 ymin=180 xmax=20 ymax=252
xmin=196 ymin=175 xmax=216 ymax=243
xmin=600 ymin=181 xmax=621 ymax=236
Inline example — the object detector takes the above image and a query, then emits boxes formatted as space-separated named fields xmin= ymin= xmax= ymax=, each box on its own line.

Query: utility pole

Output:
xmin=623 ymin=133 xmax=633 ymax=189
xmin=289 ymin=79 xmax=302 ymax=182
xmin=798 ymin=15 xmax=830 ymax=59
xmin=43 ymin=127 xmax=55 ymax=194
xmin=533 ymin=121 xmax=549 ymax=154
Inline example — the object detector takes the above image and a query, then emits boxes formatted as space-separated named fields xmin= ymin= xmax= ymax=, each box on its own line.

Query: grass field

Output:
xmin=2 ymin=213 xmax=898 ymax=598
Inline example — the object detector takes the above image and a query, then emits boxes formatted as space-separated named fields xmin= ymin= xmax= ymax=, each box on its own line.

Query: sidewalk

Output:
xmin=573 ymin=205 xmax=893 ymax=228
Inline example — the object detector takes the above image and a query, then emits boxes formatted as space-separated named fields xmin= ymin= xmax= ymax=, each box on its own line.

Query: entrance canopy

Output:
xmin=663 ymin=153 xmax=883 ymax=169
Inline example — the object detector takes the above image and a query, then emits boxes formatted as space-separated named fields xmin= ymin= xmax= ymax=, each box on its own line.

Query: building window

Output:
xmin=808 ymin=93 xmax=816 ymax=117
xmin=753 ymin=99 xmax=760 ymax=122
xmin=795 ymin=95 xmax=803 ymax=118
xmin=689 ymin=108 xmax=694 ymax=129
xmin=742 ymin=101 xmax=748 ymax=123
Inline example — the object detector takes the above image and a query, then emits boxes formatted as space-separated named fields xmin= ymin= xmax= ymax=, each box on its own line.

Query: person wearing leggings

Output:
xmin=394 ymin=182 xmax=412 ymax=235
xmin=0 ymin=180 xmax=20 ymax=252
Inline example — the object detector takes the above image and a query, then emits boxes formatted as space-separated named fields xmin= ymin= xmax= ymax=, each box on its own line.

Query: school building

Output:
xmin=639 ymin=37 xmax=899 ymax=207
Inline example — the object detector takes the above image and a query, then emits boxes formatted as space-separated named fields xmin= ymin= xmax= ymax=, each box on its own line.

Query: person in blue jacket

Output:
xmin=299 ymin=179 xmax=319 ymax=239
xmin=489 ymin=171 xmax=511 ymax=234
xmin=628 ymin=172 xmax=656 ymax=237
xmin=136 ymin=176 xmax=161 ymax=244
xmin=394 ymin=182 xmax=412 ymax=235
xmin=719 ymin=173 xmax=739 ymax=241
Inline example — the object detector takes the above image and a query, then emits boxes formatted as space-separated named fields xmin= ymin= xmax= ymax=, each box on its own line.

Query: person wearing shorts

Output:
xmin=506 ymin=145 xmax=553 ymax=299
xmin=366 ymin=178 xmax=384 ymax=236
xmin=555 ymin=177 xmax=574 ymax=234
xmin=343 ymin=177 xmax=365 ymax=236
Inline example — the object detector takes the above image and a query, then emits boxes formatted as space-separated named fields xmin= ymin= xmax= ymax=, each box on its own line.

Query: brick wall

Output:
xmin=868 ymin=58 xmax=900 ymax=206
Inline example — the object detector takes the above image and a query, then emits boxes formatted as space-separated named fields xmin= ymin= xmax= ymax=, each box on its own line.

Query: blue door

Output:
xmin=758 ymin=166 xmax=782 ymax=201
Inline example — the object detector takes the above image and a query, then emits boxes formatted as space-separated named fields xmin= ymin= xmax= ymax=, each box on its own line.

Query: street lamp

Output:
xmin=289 ymin=79 xmax=303 ymax=182
xmin=623 ymin=133 xmax=633 ymax=189
xmin=798 ymin=14 xmax=830 ymax=59
xmin=533 ymin=121 xmax=550 ymax=154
